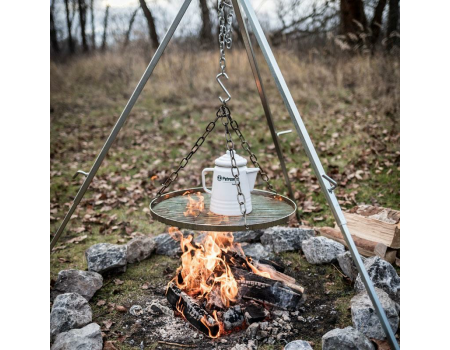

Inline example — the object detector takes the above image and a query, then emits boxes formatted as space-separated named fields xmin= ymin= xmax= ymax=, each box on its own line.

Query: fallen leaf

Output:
xmin=72 ymin=226 xmax=86 ymax=233
xmin=103 ymin=319 xmax=114 ymax=330
xmin=96 ymin=300 xmax=106 ymax=306
xmin=103 ymin=341 xmax=118 ymax=350
xmin=114 ymin=279 xmax=124 ymax=286
xmin=115 ymin=305 xmax=127 ymax=313
xmin=66 ymin=235 xmax=87 ymax=244
xmin=313 ymin=216 xmax=324 ymax=222
xmin=52 ymin=245 xmax=67 ymax=252
xmin=141 ymin=283 xmax=149 ymax=290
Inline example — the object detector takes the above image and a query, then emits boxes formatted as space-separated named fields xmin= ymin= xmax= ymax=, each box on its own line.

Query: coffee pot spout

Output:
xmin=246 ymin=168 xmax=260 ymax=191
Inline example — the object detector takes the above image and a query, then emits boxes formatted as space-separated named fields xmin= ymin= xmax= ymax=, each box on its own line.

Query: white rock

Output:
xmin=50 ymin=293 xmax=92 ymax=341
xmin=126 ymin=236 xmax=156 ymax=263
xmin=51 ymin=323 xmax=102 ymax=350
xmin=285 ymin=340 xmax=313 ymax=350
xmin=85 ymin=243 xmax=127 ymax=274
xmin=302 ymin=236 xmax=345 ymax=264
xmin=322 ymin=326 xmax=375 ymax=350
xmin=354 ymin=256 xmax=400 ymax=303
xmin=337 ymin=252 xmax=364 ymax=281
xmin=261 ymin=227 xmax=314 ymax=253
xmin=351 ymin=287 xmax=399 ymax=340
xmin=51 ymin=269 xmax=103 ymax=301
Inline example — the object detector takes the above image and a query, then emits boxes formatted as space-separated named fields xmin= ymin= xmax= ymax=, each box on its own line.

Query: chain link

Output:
xmin=216 ymin=0 xmax=234 ymax=104
xmin=218 ymin=105 xmax=248 ymax=228
xmin=155 ymin=116 xmax=220 ymax=197
xmin=226 ymin=113 xmax=277 ymax=194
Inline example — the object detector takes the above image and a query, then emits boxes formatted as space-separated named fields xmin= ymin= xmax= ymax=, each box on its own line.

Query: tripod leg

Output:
xmin=50 ymin=0 xmax=193 ymax=251
xmin=237 ymin=0 xmax=399 ymax=349
xmin=232 ymin=0 xmax=301 ymax=222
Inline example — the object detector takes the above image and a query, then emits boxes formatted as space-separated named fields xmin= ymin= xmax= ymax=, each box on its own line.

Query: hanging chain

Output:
xmin=155 ymin=116 xmax=220 ymax=197
xmin=218 ymin=105 xmax=248 ymax=228
xmin=216 ymin=0 xmax=234 ymax=104
xmin=226 ymin=113 xmax=277 ymax=194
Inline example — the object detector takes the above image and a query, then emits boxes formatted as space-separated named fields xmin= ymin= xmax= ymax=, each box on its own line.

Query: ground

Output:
xmin=50 ymin=48 xmax=400 ymax=349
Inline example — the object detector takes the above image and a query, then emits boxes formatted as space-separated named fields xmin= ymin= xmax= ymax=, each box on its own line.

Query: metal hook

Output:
xmin=322 ymin=174 xmax=337 ymax=193
xmin=73 ymin=170 xmax=89 ymax=179
xmin=216 ymin=72 xmax=231 ymax=104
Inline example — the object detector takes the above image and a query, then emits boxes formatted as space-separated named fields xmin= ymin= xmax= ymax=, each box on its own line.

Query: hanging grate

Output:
xmin=150 ymin=188 xmax=296 ymax=232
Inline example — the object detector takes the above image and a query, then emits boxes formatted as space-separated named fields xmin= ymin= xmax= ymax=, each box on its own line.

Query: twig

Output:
xmin=331 ymin=263 xmax=346 ymax=278
xmin=157 ymin=341 xmax=197 ymax=348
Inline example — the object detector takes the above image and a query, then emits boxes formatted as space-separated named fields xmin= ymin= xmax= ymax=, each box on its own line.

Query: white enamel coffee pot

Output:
xmin=202 ymin=150 xmax=259 ymax=216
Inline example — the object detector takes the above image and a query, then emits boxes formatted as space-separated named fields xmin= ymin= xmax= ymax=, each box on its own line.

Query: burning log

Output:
xmin=233 ymin=268 xmax=304 ymax=311
xmin=167 ymin=282 xmax=220 ymax=338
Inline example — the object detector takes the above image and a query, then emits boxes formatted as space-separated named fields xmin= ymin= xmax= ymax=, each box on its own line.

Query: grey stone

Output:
xmin=351 ymin=287 xmax=399 ymax=340
xmin=233 ymin=230 xmax=264 ymax=243
xmin=337 ymin=252 xmax=365 ymax=281
xmin=242 ymin=243 xmax=273 ymax=260
xmin=129 ymin=305 xmax=143 ymax=316
xmin=85 ymin=243 xmax=127 ymax=274
xmin=246 ymin=322 xmax=260 ymax=339
xmin=146 ymin=301 xmax=173 ymax=317
xmin=126 ymin=236 xmax=156 ymax=264
xmin=322 ymin=326 xmax=375 ymax=350
xmin=224 ymin=305 xmax=244 ymax=331
xmin=51 ymin=270 xmax=103 ymax=302
xmin=354 ymin=256 xmax=400 ymax=303
xmin=261 ymin=227 xmax=314 ymax=253
xmin=154 ymin=232 xmax=189 ymax=256
xmin=302 ymin=236 xmax=345 ymax=264
xmin=284 ymin=340 xmax=313 ymax=350
xmin=51 ymin=323 xmax=102 ymax=350
xmin=50 ymin=293 xmax=92 ymax=341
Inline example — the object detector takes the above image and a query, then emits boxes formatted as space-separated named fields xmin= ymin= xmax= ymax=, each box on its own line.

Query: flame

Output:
xmin=183 ymin=191 xmax=205 ymax=217
xmin=168 ymin=227 xmax=273 ymax=337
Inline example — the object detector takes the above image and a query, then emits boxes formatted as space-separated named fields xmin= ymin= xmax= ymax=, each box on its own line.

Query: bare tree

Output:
xmin=199 ymin=0 xmax=213 ymax=46
xmin=78 ymin=0 xmax=89 ymax=52
xmin=90 ymin=0 xmax=96 ymax=49
xmin=139 ymin=0 xmax=160 ymax=48
xmin=124 ymin=7 xmax=139 ymax=49
xmin=101 ymin=5 xmax=110 ymax=51
xmin=340 ymin=0 xmax=367 ymax=36
xmin=50 ymin=0 xmax=60 ymax=53
xmin=64 ymin=0 xmax=75 ymax=54
xmin=370 ymin=0 xmax=387 ymax=46
xmin=387 ymin=0 xmax=400 ymax=50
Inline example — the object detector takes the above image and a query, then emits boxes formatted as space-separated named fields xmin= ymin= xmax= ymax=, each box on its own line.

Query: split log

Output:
xmin=335 ymin=205 xmax=400 ymax=248
xmin=319 ymin=227 xmax=398 ymax=264
xmin=232 ymin=268 xmax=304 ymax=311
xmin=166 ymin=282 xmax=220 ymax=337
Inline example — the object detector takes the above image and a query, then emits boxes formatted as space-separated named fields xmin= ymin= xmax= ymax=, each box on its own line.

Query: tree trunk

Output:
xmin=370 ymin=0 xmax=387 ymax=47
xmin=139 ymin=0 xmax=160 ymax=48
xmin=78 ymin=0 xmax=89 ymax=52
xmin=90 ymin=0 xmax=96 ymax=49
xmin=199 ymin=0 xmax=213 ymax=46
xmin=64 ymin=0 xmax=75 ymax=54
xmin=101 ymin=5 xmax=110 ymax=51
xmin=50 ymin=3 xmax=60 ymax=53
xmin=387 ymin=0 xmax=400 ymax=50
xmin=340 ymin=0 xmax=368 ymax=38
xmin=124 ymin=7 xmax=139 ymax=49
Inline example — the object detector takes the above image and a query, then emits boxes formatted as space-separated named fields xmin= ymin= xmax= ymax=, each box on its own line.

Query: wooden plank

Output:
xmin=337 ymin=205 xmax=400 ymax=248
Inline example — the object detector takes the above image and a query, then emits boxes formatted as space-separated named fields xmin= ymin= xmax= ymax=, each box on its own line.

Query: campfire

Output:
xmin=165 ymin=193 xmax=305 ymax=338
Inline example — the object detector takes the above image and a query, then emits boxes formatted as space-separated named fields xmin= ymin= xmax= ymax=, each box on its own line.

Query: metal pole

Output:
xmin=237 ymin=0 xmax=399 ymax=348
xmin=50 ymin=0 xmax=193 ymax=251
xmin=231 ymin=0 xmax=301 ymax=222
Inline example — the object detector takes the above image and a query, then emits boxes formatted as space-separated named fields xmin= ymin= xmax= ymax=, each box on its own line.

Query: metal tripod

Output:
xmin=50 ymin=0 xmax=399 ymax=348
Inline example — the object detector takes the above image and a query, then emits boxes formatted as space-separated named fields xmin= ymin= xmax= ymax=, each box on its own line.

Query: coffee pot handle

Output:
xmin=201 ymin=168 xmax=214 ymax=194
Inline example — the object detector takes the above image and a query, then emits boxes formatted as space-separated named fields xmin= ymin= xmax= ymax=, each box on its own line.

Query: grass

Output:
xmin=50 ymin=47 xmax=399 ymax=348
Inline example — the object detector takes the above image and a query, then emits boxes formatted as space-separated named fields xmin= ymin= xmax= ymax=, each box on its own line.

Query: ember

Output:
xmin=166 ymin=227 xmax=305 ymax=338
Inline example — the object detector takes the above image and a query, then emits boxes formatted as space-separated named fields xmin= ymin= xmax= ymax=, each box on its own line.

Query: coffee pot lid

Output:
xmin=215 ymin=150 xmax=248 ymax=167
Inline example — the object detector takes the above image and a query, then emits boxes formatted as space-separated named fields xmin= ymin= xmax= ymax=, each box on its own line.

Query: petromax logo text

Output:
xmin=217 ymin=175 xmax=235 ymax=182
